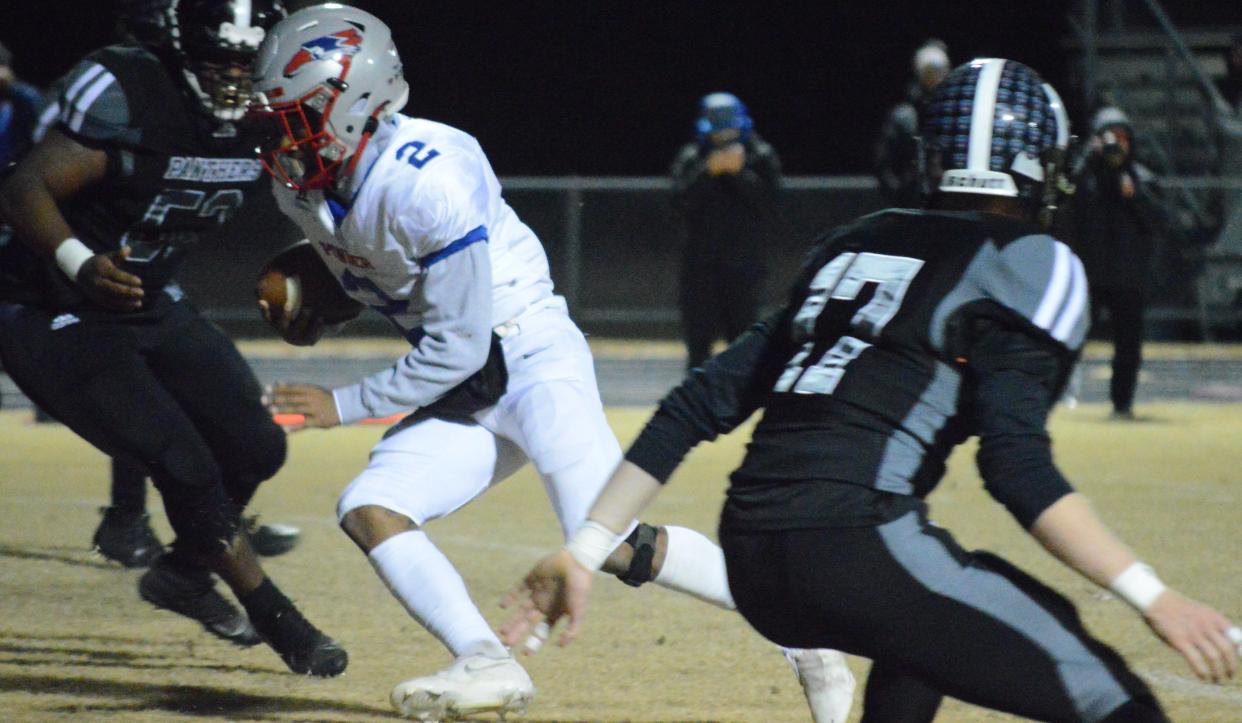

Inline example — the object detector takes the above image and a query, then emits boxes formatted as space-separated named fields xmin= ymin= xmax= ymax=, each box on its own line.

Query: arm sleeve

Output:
xmin=625 ymin=309 xmax=790 ymax=483
xmin=331 ymin=158 xmax=494 ymax=424
xmin=969 ymin=323 xmax=1077 ymax=528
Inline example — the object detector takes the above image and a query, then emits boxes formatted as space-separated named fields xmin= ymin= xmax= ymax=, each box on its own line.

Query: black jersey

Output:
xmin=627 ymin=209 xmax=1091 ymax=531
xmin=0 ymin=44 xmax=267 ymax=310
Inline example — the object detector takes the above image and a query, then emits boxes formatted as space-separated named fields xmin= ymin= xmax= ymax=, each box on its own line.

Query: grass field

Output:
xmin=2 ymin=402 xmax=1242 ymax=722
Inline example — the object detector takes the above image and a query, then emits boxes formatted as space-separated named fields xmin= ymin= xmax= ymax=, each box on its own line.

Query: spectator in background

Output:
xmin=1068 ymin=107 xmax=1163 ymax=420
xmin=874 ymin=39 xmax=950 ymax=207
xmin=671 ymin=92 xmax=781 ymax=370
xmin=0 ymin=42 xmax=44 ymax=169
xmin=1218 ymin=34 xmax=1242 ymax=110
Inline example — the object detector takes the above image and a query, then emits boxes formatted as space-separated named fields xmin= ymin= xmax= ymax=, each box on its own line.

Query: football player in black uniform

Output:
xmin=501 ymin=59 xmax=1240 ymax=721
xmin=32 ymin=78 xmax=301 ymax=570
xmin=0 ymin=0 xmax=346 ymax=677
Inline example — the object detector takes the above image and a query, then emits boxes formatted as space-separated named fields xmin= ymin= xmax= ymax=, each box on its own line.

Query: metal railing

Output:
xmin=190 ymin=174 xmax=1242 ymax=340
xmin=498 ymin=175 xmax=878 ymax=321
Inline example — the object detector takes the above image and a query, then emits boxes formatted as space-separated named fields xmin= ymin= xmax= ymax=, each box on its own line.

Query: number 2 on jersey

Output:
xmin=396 ymin=140 xmax=440 ymax=169
xmin=775 ymin=252 xmax=924 ymax=395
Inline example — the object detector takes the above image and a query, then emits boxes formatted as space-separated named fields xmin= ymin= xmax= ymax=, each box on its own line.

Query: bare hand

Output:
xmin=263 ymin=383 xmax=340 ymax=431
xmin=706 ymin=143 xmax=746 ymax=176
xmin=77 ymin=247 xmax=144 ymax=311
xmin=499 ymin=549 xmax=594 ymax=654
xmin=258 ymin=298 xmax=327 ymax=347
xmin=1144 ymin=589 xmax=1239 ymax=683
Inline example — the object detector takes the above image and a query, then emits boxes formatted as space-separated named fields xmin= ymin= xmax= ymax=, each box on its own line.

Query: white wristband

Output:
xmin=54 ymin=237 xmax=94 ymax=281
xmin=1109 ymin=562 xmax=1167 ymax=612
xmin=564 ymin=520 xmax=624 ymax=572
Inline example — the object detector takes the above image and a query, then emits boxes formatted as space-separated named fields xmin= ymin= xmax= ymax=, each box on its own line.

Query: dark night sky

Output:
xmin=2 ymin=1 xmax=1239 ymax=175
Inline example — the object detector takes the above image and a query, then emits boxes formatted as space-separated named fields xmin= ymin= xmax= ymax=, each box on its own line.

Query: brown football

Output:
xmin=256 ymin=242 xmax=365 ymax=324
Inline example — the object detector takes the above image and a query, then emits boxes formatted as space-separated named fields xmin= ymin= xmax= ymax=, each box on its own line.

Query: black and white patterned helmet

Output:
xmin=922 ymin=58 xmax=1070 ymax=200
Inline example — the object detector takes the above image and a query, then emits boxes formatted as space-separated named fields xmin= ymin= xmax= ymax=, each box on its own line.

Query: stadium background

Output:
xmin=0 ymin=1 xmax=1238 ymax=338
xmin=3 ymin=3 xmax=1242 ymax=721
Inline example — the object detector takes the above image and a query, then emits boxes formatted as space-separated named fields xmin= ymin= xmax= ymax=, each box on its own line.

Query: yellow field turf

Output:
xmin=1 ymin=403 xmax=1241 ymax=721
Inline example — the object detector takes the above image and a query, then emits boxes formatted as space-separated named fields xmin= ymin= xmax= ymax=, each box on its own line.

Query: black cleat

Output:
xmin=92 ymin=506 xmax=165 ymax=568
xmin=246 ymin=515 xmax=302 ymax=557
xmin=139 ymin=557 xmax=261 ymax=647
xmin=254 ymin=605 xmax=348 ymax=677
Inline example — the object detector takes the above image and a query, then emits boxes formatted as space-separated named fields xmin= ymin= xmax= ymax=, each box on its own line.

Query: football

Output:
xmin=256 ymin=241 xmax=365 ymax=325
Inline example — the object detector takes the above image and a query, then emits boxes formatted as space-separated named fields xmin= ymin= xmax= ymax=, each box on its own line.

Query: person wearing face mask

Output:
xmin=1068 ymin=106 xmax=1162 ymax=420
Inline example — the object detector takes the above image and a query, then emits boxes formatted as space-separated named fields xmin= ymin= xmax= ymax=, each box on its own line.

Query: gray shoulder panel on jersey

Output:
xmin=57 ymin=61 xmax=131 ymax=141
xmin=930 ymin=234 xmax=1089 ymax=353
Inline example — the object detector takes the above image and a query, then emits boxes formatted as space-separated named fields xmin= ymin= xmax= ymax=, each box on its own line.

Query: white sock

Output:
xmin=652 ymin=525 xmax=736 ymax=610
xmin=368 ymin=530 xmax=508 ymax=660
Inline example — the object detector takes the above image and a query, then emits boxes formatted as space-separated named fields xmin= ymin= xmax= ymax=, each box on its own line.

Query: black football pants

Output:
xmin=0 ymin=297 xmax=285 ymax=555
xmin=721 ymin=507 xmax=1167 ymax=722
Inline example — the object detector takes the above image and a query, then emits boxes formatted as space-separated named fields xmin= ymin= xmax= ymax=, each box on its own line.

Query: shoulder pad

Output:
xmin=56 ymin=48 xmax=139 ymax=142
xmin=986 ymin=234 xmax=1090 ymax=351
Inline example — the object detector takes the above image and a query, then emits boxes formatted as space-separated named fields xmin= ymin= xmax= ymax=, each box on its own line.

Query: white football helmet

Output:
xmin=248 ymin=3 xmax=408 ymax=190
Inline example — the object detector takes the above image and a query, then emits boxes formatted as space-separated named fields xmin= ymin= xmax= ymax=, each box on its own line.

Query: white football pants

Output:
xmin=337 ymin=300 xmax=621 ymax=539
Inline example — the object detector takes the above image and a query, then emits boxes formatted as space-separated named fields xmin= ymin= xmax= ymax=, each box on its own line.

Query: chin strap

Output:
xmin=335 ymin=112 xmax=385 ymax=189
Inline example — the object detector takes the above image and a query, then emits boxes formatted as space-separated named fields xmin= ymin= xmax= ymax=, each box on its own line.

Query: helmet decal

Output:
xmin=283 ymin=27 xmax=364 ymax=78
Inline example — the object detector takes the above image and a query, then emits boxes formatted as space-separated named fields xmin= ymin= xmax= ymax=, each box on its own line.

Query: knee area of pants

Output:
xmin=240 ymin=419 xmax=287 ymax=481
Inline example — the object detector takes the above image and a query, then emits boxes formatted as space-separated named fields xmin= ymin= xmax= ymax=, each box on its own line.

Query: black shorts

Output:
xmin=720 ymin=506 xmax=1162 ymax=722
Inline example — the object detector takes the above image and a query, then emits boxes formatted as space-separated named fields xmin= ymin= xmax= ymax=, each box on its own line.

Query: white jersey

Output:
xmin=273 ymin=115 xmax=558 ymax=423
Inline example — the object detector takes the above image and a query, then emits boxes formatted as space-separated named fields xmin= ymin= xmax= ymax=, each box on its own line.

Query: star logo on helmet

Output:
xmin=282 ymin=28 xmax=365 ymax=78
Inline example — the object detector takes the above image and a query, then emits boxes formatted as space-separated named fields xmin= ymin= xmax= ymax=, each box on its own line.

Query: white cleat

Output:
xmin=390 ymin=653 xmax=535 ymax=721
xmin=784 ymin=647 xmax=856 ymax=723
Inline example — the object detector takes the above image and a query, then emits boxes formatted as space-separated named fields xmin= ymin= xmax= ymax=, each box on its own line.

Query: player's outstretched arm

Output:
xmin=500 ymin=461 xmax=663 ymax=652
xmin=1029 ymin=493 xmax=1241 ymax=684
xmin=970 ymin=324 xmax=1241 ymax=683
xmin=501 ymin=316 xmax=788 ymax=650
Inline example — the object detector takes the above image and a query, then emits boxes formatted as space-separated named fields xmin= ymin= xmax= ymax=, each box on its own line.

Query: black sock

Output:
xmin=240 ymin=578 xmax=294 ymax=625
xmin=109 ymin=459 xmax=148 ymax=514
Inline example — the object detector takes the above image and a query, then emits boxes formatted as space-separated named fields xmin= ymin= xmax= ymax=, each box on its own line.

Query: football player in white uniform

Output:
xmin=250 ymin=5 xmax=853 ymax=721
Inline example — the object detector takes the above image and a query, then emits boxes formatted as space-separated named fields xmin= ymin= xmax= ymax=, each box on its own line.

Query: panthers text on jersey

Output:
xmin=627 ymin=208 xmax=1091 ymax=531
xmin=271 ymin=115 xmax=557 ymax=424
xmin=0 ymin=44 xmax=268 ymax=309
